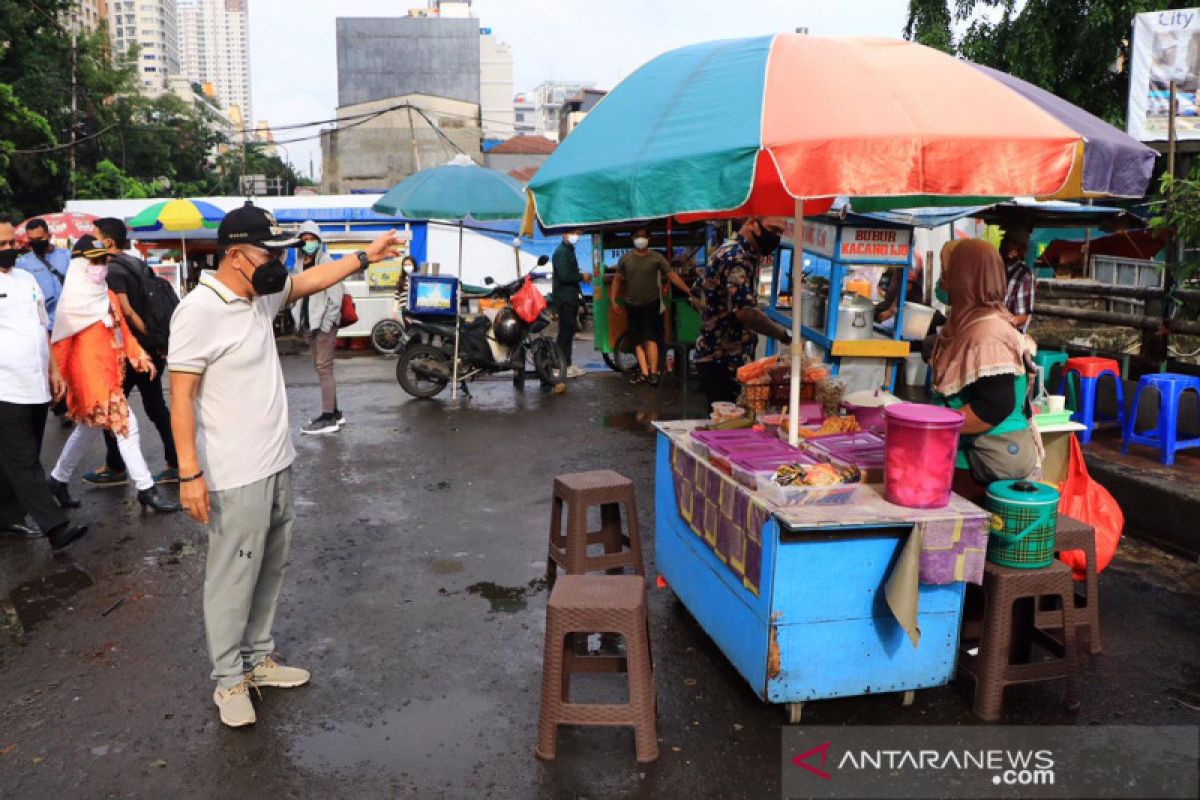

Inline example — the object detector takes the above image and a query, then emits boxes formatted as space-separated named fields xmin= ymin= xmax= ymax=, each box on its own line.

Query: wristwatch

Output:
xmin=355 ymin=250 xmax=369 ymax=270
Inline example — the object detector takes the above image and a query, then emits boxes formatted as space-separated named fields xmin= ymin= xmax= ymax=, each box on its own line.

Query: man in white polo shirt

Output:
xmin=0 ymin=220 xmax=88 ymax=550
xmin=169 ymin=202 xmax=400 ymax=728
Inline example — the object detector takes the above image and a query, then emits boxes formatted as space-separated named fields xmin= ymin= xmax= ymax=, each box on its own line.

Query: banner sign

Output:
xmin=838 ymin=227 xmax=911 ymax=264
xmin=1128 ymin=9 xmax=1200 ymax=142
xmin=799 ymin=221 xmax=837 ymax=259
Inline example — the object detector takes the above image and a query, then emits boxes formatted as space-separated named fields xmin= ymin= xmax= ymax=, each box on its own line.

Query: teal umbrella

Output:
xmin=373 ymin=155 xmax=531 ymax=399
xmin=373 ymin=154 xmax=527 ymax=220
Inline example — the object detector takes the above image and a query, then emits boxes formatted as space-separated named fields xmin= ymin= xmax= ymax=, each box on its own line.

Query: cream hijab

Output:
xmin=51 ymin=257 xmax=113 ymax=344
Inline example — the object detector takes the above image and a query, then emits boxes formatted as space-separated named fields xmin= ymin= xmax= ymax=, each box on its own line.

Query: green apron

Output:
xmin=936 ymin=372 xmax=1029 ymax=469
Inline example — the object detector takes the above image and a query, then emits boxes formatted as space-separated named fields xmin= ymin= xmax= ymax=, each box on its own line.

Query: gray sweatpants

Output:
xmin=204 ymin=468 xmax=295 ymax=687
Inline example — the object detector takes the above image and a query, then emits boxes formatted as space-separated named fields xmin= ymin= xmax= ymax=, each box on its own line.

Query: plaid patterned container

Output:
xmin=984 ymin=480 xmax=1060 ymax=569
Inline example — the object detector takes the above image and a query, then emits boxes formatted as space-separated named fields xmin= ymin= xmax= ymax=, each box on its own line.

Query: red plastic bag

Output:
xmin=339 ymin=293 xmax=359 ymax=327
xmin=1057 ymin=435 xmax=1123 ymax=579
xmin=512 ymin=275 xmax=547 ymax=324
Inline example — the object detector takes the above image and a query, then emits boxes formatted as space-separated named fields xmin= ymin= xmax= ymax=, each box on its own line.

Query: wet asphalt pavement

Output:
xmin=1 ymin=346 xmax=1198 ymax=799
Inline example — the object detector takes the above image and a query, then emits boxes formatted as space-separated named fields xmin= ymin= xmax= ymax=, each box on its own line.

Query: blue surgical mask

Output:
xmin=301 ymin=241 xmax=320 ymax=256
xmin=935 ymin=286 xmax=949 ymax=305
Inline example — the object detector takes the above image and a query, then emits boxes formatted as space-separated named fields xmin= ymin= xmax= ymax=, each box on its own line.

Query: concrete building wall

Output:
xmin=336 ymin=17 xmax=481 ymax=108
xmin=479 ymin=33 xmax=515 ymax=141
xmin=321 ymin=94 xmax=482 ymax=195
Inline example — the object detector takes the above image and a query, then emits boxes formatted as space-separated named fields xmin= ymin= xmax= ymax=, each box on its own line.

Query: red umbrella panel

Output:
xmin=15 ymin=212 xmax=98 ymax=248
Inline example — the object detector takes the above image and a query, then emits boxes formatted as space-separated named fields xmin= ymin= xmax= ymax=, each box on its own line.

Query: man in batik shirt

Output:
xmin=692 ymin=217 xmax=793 ymax=404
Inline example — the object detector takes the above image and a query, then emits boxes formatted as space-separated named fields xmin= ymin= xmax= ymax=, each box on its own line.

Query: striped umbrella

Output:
xmin=128 ymin=199 xmax=225 ymax=290
xmin=127 ymin=198 xmax=224 ymax=232
xmin=528 ymin=35 xmax=1156 ymax=227
xmin=526 ymin=34 xmax=1156 ymax=443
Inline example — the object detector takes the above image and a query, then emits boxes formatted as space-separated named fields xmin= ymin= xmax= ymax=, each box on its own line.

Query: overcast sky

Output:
xmin=248 ymin=0 xmax=912 ymax=180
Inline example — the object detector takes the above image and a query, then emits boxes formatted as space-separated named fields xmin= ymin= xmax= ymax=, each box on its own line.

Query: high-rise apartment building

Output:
xmin=108 ymin=0 xmax=179 ymax=95
xmin=177 ymin=0 xmax=253 ymax=127
xmin=69 ymin=0 xmax=108 ymax=34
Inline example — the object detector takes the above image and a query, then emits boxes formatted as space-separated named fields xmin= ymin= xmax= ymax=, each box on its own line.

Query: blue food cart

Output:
xmin=654 ymin=421 xmax=988 ymax=722
xmin=765 ymin=213 xmax=920 ymax=392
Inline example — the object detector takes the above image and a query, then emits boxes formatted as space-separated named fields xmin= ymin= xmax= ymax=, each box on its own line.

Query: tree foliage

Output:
xmin=0 ymin=0 xmax=296 ymax=218
xmin=905 ymin=1 xmax=1197 ymax=125
xmin=904 ymin=0 xmax=954 ymax=54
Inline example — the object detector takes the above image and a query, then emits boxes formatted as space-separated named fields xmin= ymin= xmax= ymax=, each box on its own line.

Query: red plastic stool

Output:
xmin=1059 ymin=357 xmax=1124 ymax=444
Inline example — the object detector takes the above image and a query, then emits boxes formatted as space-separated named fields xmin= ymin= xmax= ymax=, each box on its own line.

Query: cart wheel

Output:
xmin=901 ymin=690 xmax=915 ymax=707
xmin=786 ymin=702 xmax=804 ymax=724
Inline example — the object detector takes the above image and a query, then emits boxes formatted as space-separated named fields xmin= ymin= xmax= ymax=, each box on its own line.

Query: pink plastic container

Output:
xmin=883 ymin=404 xmax=965 ymax=509
xmin=841 ymin=402 xmax=887 ymax=432
xmin=711 ymin=442 xmax=798 ymax=474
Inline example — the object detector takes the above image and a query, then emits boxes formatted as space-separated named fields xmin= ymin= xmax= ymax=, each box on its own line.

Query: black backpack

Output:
xmin=111 ymin=255 xmax=179 ymax=354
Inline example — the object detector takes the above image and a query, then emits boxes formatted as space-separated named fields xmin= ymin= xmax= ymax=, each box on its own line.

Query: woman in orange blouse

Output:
xmin=46 ymin=236 xmax=179 ymax=513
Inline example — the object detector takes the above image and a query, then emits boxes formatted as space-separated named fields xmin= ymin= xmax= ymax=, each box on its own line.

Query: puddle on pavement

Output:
xmin=601 ymin=410 xmax=688 ymax=433
xmin=429 ymin=558 xmax=464 ymax=575
xmin=5 ymin=565 xmax=94 ymax=633
xmin=287 ymin=693 xmax=502 ymax=777
xmin=465 ymin=578 xmax=547 ymax=613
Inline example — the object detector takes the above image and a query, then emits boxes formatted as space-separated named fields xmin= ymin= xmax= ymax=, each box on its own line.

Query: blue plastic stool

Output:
xmin=1121 ymin=373 xmax=1200 ymax=466
xmin=1059 ymin=357 xmax=1124 ymax=445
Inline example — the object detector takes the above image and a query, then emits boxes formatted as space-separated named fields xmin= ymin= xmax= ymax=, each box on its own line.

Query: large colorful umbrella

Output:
xmin=15 ymin=212 xmax=97 ymax=248
xmin=373 ymin=155 xmax=531 ymax=399
xmin=127 ymin=198 xmax=224 ymax=232
xmin=128 ymin=199 xmax=225 ymax=290
xmin=526 ymin=34 xmax=1156 ymax=442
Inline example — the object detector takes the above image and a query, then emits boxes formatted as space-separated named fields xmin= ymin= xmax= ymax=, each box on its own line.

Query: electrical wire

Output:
xmin=10 ymin=124 xmax=117 ymax=154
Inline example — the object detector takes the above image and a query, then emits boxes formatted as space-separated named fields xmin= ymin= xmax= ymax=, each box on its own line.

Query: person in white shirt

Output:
xmin=168 ymin=202 xmax=401 ymax=728
xmin=0 ymin=219 xmax=87 ymax=550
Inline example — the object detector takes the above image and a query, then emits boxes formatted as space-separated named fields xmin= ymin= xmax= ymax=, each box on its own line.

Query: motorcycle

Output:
xmin=395 ymin=275 xmax=566 ymax=398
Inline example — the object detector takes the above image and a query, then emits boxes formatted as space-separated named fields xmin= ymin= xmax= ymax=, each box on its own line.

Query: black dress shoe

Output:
xmin=46 ymin=524 xmax=88 ymax=551
xmin=0 ymin=522 xmax=42 ymax=538
xmin=138 ymin=486 xmax=181 ymax=513
xmin=48 ymin=477 xmax=82 ymax=509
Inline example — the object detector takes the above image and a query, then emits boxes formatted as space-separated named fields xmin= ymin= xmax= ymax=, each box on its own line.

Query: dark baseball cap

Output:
xmin=217 ymin=201 xmax=299 ymax=249
xmin=71 ymin=234 xmax=108 ymax=259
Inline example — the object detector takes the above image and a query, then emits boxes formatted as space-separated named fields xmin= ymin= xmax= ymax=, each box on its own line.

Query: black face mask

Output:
xmin=243 ymin=254 xmax=288 ymax=295
xmin=30 ymin=239 xmax=50 ymax=255
xmin=754 ymin=225 xmax=781 ymax=257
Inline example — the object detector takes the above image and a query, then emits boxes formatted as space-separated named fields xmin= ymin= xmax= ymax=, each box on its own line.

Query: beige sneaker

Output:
xmin=250 ymin=655 xmax=310 ymax=688
xmin=213 ymin=675 xmax=256 ymax=728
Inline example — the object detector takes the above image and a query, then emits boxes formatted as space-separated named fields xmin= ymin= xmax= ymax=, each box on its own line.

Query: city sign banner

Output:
xmin=1127 ymin=8 xmax=1200 ymax=141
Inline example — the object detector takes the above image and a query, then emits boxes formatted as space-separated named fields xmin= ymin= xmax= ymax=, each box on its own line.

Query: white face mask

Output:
xmin=633 ymin=237 xmax=649 ymax=251
xmin=567 ymin=234 xmax=580 ymax=245
xmin=403 ymin=263 xmax=415 ymax=275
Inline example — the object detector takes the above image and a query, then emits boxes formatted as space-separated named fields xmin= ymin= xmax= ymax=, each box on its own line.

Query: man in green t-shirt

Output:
xmin=612 ymin=227 xmax=692 ymax=386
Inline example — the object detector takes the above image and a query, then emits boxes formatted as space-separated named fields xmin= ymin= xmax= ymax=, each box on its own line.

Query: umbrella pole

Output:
xmin=451 ymin=221 xmax=464 ymax=400
xmin=789 ymin=199 xmax=805 ymax=447
xmin=180 ymin=235 xmax=187 ymax=296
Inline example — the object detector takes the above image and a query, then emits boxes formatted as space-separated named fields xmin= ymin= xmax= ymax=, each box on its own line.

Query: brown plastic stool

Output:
xmin=535 ymin=575 xmax=658 ymax=762
xmin=959 ymin=560 xmax=1080 ymax=721
xmin=1035 ymin=515 xmax=1102 ymax=654
xmin=547 ymin=470 xmax=644 ymax=583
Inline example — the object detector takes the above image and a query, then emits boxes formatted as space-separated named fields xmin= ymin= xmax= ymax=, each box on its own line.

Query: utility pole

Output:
xmin=68 ymin=9 xmax=78 ymax=199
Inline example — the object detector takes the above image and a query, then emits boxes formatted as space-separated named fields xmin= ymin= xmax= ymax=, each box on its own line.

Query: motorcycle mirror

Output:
xmin=484 ymin=276 xmax=495 ymax=285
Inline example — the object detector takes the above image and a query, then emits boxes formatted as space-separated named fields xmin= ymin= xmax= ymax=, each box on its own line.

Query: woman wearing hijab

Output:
xmin=929 ymin=239 xmax=1040 ymax=496
xmin=45 ymin=236 xmax=180 ymax=513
